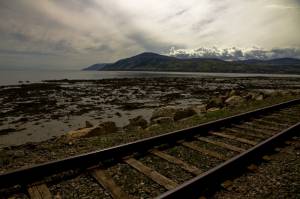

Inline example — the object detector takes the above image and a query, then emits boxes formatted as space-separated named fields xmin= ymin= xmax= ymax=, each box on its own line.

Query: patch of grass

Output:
xmin=145 ymin=94 xmax=300 ymax=136
xmin=0 ymin=153 xmax=10 ymax=167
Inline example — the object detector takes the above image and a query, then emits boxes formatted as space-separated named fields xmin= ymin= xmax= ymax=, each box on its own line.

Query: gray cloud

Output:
xmin=168 ymin=47 xmax=300 ymax=60
xmin=0 ymin=0 xmax=299 ymax=69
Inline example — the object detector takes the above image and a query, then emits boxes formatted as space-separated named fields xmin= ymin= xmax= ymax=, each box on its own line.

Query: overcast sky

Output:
xmin=0 ymin=0 xmax=300 ymax=69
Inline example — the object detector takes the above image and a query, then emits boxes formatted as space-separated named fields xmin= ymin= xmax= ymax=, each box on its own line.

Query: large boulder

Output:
xmin=245 ymin=92 xmax=265 ymax=101
xmin=206 ymin=97 xmax=224 ymax=109
xmin=207 ymin=107 xmax=220 ymax=112
xmin=255 ymin=94 xmax=264 ymax=101
xmin=244 ymin=92 xmax=256 ymax=101
xmin=92 ymin=121 xmax=118 ymax=135
xmin=192 ymin=104 xmax=207 ymax=114
xmin=225 ymin=95 xmax=245 ymax=106
xmin=150 ymin=107 xmax=176 ymax=121
xmin=228 ymin=90 xmax=240 ymax=97
xmin=173 ymin=108 xmax=197 ymax=121
xmin=0 ymin=152 xmax=11 ymax=167
xmin=66 ymin=128 xmax=93 ymax=139
xmin=85 ymin=121 xmax=93 ymax=128
xmin=127 ymin=116 xmax=148 ymax=129
xmin=151 ymin=117 xmax=173 ymax=125
xmin=66 ymin=121 xmax=117 ymax=139
xmin=145 ymin=124 xmax=161 ymax=132
xmin=244 ymin=92 xmax=266 ymax=101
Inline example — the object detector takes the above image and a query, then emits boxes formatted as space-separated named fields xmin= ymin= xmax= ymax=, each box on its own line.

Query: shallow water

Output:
xmin=0 ymin=108 xmax=155 ymax=147
xmin=1 ymin=69 xmax=300 ymax=86
xmin=0 ymin=77 xmax=208 ymax=147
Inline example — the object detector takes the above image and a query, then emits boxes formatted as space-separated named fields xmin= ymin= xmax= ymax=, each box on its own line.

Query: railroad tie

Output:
xmin=271 ymin=113 xmax=300 ymax=120
xmin=196 ymin=137 xmax=245 ymax=153
xmin=150 ymin=149 xmax=202 ymax=175
xmin=271 ymin=113 xmax=299 ymax=120
xmin=27 ymin=184 xmax=52 ymax=199
xmin=243 ymin=122 xmax=281 ymax=132
xmin=181 ymin=142 xmax=228 ymax=161
xmin=226 ymin=128 xmax=266 ymax=139
xmin=232 ymin=124 xmax=275 ymax=136
xmin=263 ymin=116 xmax=294 ymax=124
xmin=90 ymin=168 xmax=130 ymax=199
xmin=124 ymin=157 xmax=178 ymax=190
xmin=254 ymin=119 xmax=290 ymax=127
xmin=210 ymin=132 xmax=258 ymax=146
xmin=278 ymin=111 xmax=300 ymax=118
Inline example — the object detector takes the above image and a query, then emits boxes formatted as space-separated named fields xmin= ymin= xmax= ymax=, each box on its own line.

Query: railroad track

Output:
xmin=1 ymin=99 xmax=300 ymax=199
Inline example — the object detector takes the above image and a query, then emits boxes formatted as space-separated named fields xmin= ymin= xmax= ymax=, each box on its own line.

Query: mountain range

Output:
xmin=83 ymin=52 xmax=300 ymax=74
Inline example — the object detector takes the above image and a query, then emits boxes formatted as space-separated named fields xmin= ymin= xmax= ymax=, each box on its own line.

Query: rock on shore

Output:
xmin=66 ymin=121 xmax=117 ymax=139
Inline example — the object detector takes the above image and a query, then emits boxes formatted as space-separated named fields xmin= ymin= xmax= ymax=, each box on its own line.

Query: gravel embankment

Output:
xmin=212 ymin=136 xmax=300 ymax=199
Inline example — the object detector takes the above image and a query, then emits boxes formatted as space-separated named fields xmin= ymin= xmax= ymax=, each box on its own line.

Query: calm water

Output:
xmin=1 ymin=70 xmax=300 ymax=85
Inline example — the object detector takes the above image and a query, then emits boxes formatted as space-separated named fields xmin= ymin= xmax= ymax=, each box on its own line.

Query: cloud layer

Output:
xmin=0 ymin=0 xmax=300 ymax=69
xmin=168 ymin=47 xmax=300 ymax=60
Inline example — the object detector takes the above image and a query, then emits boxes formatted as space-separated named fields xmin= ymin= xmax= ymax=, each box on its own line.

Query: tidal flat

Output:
xmin=1 ymin=76 xmax=300 ymax=173
xmin=1 ymin=76 xmax=300 ymax=148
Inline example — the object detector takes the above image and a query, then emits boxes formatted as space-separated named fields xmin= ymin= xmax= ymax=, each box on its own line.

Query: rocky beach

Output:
xmin=0 ymin=76 xmax=300 ymax=172
xmin=1 ymin=76 xmax=299 ymax=146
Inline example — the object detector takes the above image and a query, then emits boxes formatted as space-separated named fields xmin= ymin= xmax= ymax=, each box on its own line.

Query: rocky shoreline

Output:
xmin=1 ymin=77 xmax=300 ymax=174
xmin=1 ymin=77 xmax=300 ymax=146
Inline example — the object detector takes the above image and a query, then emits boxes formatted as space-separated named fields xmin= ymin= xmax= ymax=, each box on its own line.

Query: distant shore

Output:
xmin=1 ymin=69 xmax=300 ymax=86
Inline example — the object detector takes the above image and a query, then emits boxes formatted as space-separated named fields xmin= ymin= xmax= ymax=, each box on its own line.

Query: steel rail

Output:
xmin=0 ymin=98 xmax=299 ymax=189
xmin=157 ymin=122 xmax=300 ymax=199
